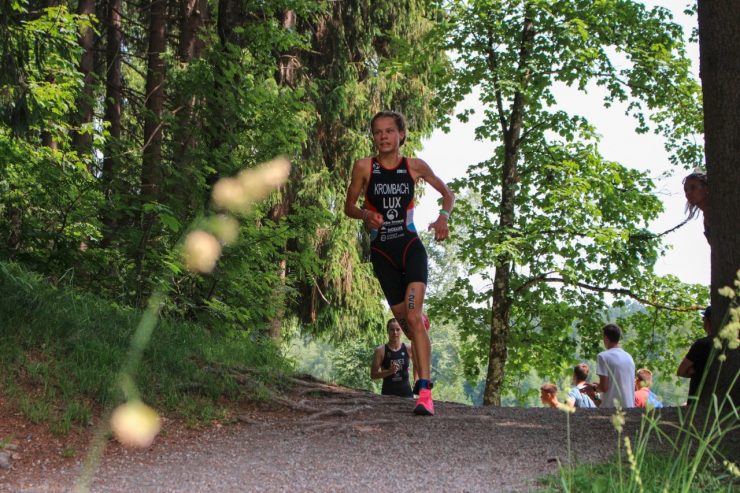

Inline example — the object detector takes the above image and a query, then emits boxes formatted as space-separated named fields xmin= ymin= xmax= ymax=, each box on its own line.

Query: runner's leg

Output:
xmin=403 ymin=282 xmax=430 ymax=380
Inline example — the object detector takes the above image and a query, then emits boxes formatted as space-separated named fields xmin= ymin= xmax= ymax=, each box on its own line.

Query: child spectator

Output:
xmin=634 ymin=368 xmax=663 ymax=409
xmin=540 ymin=383 xmax=564 ymax=409
xmin=566 ymin=363 xmax=597 ymax=409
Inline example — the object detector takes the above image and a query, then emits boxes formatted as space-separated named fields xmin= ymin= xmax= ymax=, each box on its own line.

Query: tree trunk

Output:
xmin=140 ymin=0 xmax=168 ymax=208
xmin=169 ymin=0 xmax=208 ymax=215
xmin=100 ymin=0 xmax=123 ymax=246
xmin=269 ymin=258 xmax=288 ymax=339
xmin=697 ymin=0 xmax=740 ymax=408
xmin=277 ymin=9 xmax=297 ymax=86
xmin=483 ymin=12 xmax=535 ymax=406
xmin=71 ymin=0 xmax=96 ymax=161
xmin=133 ymin=0 xmax=168 ymax=298
xmin=217 ymin=0 xmax=249 ymax=46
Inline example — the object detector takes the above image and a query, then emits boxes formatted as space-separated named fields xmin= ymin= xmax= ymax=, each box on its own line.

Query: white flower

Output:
xmin=718 ymin=286 xmax=736 ymax=299
xmin=211 ymin=156 xmax=291 ymax=213
xmin=611 ymin=412 xmax=625 ymax=433
xmin=183 ymin=231 xmax=222 ymax=273
xmin=235 ymin=157 xmax=291 ymax=209
xmin=724 ymin=460 xmax=740 ymax=478
xmin=111 ymin=401 xmax=161 ymax=448
xmin=212 ymin=178 xmax=249 ymax=212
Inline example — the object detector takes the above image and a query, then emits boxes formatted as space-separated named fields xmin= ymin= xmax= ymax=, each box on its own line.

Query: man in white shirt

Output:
xmin=585 ymin=324 xmax=636 ymax=408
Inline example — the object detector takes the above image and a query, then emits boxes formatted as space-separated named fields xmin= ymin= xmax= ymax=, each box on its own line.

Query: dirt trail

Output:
xmin=1 ymin=378 xmax=678 ymax=492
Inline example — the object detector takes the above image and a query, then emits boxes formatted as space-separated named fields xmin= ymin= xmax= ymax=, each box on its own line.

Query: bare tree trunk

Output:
xmin=170 ymin=0 xmax=208 ymax=215
xmin=265 ymin=189 xmax=293 ymax=340
xmin=71 ymin=0 xmax=96 ymax=161
xmin=140 ymin=0 xmax=168 ymax=208
xmin=483 ymin=13 xmax=535 ymax=406
xmin=100 ymin=0 xmax=123 ymax=246
xmin=134 ymin=0 xmax=168 ymax=298
xmin=697 ymin=0 xmax=740 ymax=408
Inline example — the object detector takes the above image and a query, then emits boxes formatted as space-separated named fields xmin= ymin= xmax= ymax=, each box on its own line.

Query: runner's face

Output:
xmin=683 ymin=177 xmax=707 ymax=207
xmin=387 ymin=322 xmax=403 ymax=341
xmin=372 ymin=117 xmax=404 ymax=153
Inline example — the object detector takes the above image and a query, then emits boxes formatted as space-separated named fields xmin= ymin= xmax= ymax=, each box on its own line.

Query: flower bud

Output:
xmin=111 ymin=401 xmax=161 ymax=448
xmin=183 ymin=230 xmax=222 ymax=273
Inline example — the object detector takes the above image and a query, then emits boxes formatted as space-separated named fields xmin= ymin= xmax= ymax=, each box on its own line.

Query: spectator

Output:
xmin=677 ymin=306 xmax=714 ymax=402
xmin=634 ymin=368 xmax=663 ymax=409
xmin=566 ymin=363 xmax=597 ymax=409
xmin=590 ymin=324 xmax=636 ymax=408
xmin=540 ymin=383 xmax=565 ymax=409
xmin=683 ymin=171 xmax=709 ymax=242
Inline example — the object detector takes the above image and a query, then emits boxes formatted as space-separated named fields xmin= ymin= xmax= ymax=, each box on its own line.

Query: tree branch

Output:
xmin=522 ymin=276 xmax=700 ymax=312
xmin=486 ymin=32 xmax=509 ymax=136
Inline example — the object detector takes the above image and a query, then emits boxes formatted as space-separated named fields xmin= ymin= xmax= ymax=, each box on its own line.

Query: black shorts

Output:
xmin=370 ymin=236 xmax=428 ymax=306
xmin=381 ymin=378 xmax=413 ymax=398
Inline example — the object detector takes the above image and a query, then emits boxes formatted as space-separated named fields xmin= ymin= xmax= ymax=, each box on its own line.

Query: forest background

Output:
xmin=0 ymin=0 xmax=717 ymax=415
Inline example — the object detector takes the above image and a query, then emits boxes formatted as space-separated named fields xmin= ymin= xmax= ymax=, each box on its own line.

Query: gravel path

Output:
xmin=3 ymin=381 xmax=679 ymax=493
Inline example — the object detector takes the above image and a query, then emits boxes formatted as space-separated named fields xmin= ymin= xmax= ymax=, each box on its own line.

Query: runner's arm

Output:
xmin=370 ymin=346 xmax=393 ymax=380
xmin=410 ymin=158 xmax=455 ymax=241
xmin=344 ymin=159 xmax=383 ymax=229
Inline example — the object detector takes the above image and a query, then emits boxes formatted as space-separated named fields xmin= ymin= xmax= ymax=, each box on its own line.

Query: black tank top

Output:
xmin=364 ymin=157 xmax=417 ymax=245
xmin=381 ymin=343 xmax=413 ymax=397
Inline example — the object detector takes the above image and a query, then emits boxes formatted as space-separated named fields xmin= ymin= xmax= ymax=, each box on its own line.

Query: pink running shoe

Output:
xmin=422 ymin=312 xmax=430 ymax=331
xmin=414 ymin=388 xmax=434 ymax=416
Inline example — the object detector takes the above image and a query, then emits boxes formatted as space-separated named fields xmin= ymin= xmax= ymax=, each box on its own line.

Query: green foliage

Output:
xmin=0 ymin=0 xmax=452 ymax=344
xmin=0 ymin=3 xmax=102 ymax=274
xmin=331 ymin=338 xmax=379 ymax=392
xmin=0 ymin=3 xmax=90 ymax=137
xmin=428 ymin=0 xmax=706 ymax=399
xmin=0 ymin=261 xmax=292 ymax=430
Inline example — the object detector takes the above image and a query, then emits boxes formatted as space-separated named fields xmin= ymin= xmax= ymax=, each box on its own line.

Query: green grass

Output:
xmin=0 ymin=261 xmax=293 ymax=433
xmin=539 ymin=451 xmax=738 ymax=492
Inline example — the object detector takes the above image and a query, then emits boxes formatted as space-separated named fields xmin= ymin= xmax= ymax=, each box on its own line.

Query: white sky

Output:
xmin=415 ymin=0 xmax=709 ymax=287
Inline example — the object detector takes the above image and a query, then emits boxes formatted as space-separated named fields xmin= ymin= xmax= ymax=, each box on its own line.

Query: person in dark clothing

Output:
xmin=371 ymin=318 xmax=415 ymax=397
xmin=677 ymin=306 xmax=715 ymax=401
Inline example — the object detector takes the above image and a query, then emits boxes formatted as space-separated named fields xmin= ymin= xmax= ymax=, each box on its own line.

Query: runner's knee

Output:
xmin=405 ymin=311 xmax=424 ymax=335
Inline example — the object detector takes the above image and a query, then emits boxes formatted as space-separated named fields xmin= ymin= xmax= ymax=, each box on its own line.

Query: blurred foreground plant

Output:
xmin=73 ymin=158 xmax=290 ymax=492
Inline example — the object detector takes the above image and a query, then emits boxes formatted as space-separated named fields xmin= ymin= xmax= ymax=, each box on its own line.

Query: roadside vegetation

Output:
xmin=0 ymin=262 xmax=292 ymax=433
